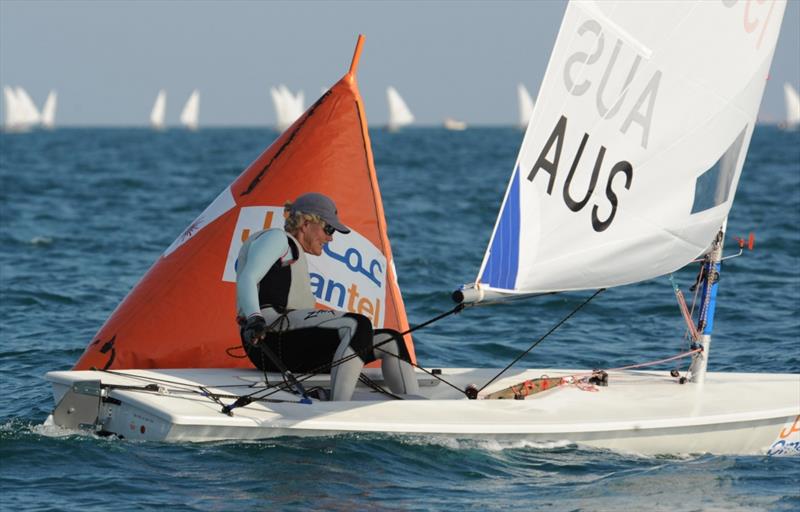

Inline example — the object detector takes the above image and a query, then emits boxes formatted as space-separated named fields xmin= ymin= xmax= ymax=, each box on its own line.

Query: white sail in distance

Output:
xmin=41 ymin=90 xmax=57 ymax=129
xmin=444 ymin=117 xmax=467 ymax=131
xmin=269 ymin=86 xmax=287 ymax=130
xmin=386 ymin=86 xmax=414 ymax=131
xmin=270 ymin=85 xmax=304 ymax=131
xmin=3 ymin=86 xmax=25 ymax=131
xmin=289 ymin=88 xmax=305 ymax=124
xmin=150 ymin=89 xmax=166 ymax=130
xmin=474 ymin=0 xmax=786 ymax=297
xmin=15 ymin=87 xmax=41 ymax=127
xmin=783 ymin=83 xmax=800 ymax=130
xmin=517 ymin=83 xmax=535 ymax=129
xmin=180 ymin=89 xmax=200 ymax=130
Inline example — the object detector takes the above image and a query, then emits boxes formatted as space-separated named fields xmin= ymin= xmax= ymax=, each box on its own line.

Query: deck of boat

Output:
xmin=45 ymin=368 xmax=800 ymax=455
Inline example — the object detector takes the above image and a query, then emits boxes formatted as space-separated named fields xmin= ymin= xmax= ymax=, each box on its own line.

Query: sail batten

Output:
xmin=470 ymin=0 xmax=786 ymax=297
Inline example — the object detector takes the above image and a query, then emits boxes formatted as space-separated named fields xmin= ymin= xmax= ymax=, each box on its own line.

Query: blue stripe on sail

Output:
xmin=480 ymin=165 xmax=521 ymax=290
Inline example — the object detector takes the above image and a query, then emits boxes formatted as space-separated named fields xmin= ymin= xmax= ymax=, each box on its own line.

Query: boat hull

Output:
xmin=45 ymin=368 xmax=800 ymax=455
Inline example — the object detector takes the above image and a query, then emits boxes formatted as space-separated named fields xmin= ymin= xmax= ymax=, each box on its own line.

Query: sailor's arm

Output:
xmin=235 ymin=229 xmax=290 ymax=320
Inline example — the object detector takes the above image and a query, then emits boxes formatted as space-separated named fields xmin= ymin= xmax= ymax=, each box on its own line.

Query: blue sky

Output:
xmin=1 ymin=0 xmax=798 ymax=126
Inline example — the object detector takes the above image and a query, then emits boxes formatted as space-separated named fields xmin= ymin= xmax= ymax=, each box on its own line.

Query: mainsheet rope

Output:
xmin=97 ymin=285 xmax=698 ymax=413
xmin=97 ymin=292 xmax=606 ymax=411
xmin=476 ymin=288 xmax=606 ymax=393
xmin=250 ymin=289 xmax=606 ymax=404
xmin=219 ymin=303 xmax=471 ymax=409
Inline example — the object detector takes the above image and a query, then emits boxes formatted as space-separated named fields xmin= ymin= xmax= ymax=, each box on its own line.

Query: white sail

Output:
xmin=290 ymin=89 xmax=305 ymax=123
xmin=269 ymin=86 xmax=287 ymax=130
xmin=41 ymin=90 xmax=57 ymax=129
xmin=180 ymin=89 xmax=200 ymax=130
xmin=3 ymin=86 xmax=25 ymax=131
xmin=475 ymin=0 xmax=786 ymax=296
xmin=15 ymin=87 xmax=41 ymax=126
xmin=783 ymin=82 xmax=800 ymax=130
xmin=517 ymin=83 xmax=535 ymax=129
xmin=270 ymin=85 xmax=304 ymax=131
xmin=150 ymin=89 xmax=166 ymax=130
xmin=386 ymin=86 xmax=414 ymax=130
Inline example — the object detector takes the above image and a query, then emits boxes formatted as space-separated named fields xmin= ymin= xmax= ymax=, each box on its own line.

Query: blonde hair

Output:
xmin=283 ymin=201 xmax=322 ymax=235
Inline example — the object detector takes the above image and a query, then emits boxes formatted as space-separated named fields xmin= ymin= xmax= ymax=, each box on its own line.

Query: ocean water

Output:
xmin=1 ymin=125 xmax=798 ymax=511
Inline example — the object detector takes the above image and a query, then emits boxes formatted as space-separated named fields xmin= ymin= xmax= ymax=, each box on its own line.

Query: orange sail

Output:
xmin=73 ymin=35 xmax=416 ymax=370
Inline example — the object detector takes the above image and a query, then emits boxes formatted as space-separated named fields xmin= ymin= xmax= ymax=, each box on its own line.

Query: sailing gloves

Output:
xmin=242 ymin=316 xmax=268 ymax=345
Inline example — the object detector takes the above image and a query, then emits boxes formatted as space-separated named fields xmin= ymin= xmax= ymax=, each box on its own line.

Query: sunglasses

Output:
xmin=322 ymin=222 xmax=336 ymax=236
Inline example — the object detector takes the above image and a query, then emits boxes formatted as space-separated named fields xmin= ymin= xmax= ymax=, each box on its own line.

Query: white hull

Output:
xmin=45 ymin=367 xmax=800 ymax=455
xmin=443 ymin=118 xmax=467 ymax=131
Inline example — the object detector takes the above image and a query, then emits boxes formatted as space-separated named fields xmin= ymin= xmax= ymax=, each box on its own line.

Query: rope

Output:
xmin=225 ymin=303 xmax=469 ymax=407
xmin=241 ymin=290 xmax=602 ymax=404
xmin=566 ymin=347 xmax=703 ymax=381
xmin=374 ymin=345 xmax=469 ymax=397
xmin=99 ymin=287 xmax=697 ymax=411
xmin=606 ymin=348 xmax=702 ymax=372
xmin=357 ymin=373 xmax=403 ymax=400
xmin=477 ymin=289 xmax=606 ymax=393
xmin=96 ymin=369 xmax=304 ymax=406
xmin=100 ymin=277 xmax=710 ymax=412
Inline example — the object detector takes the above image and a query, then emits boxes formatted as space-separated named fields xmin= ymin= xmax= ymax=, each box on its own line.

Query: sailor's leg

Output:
xmin=265 ymin=309 xmax=375 ymax=401
xmin=330 ymin=345 xmax=363 ymax=401
xmin=329 ymin=313 xmax=374 ymax=400
xmin=373 ymin=330 xmax=420 ymax=395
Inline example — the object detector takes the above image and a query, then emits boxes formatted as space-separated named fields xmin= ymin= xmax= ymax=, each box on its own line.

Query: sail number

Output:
xmin=527 ymin=115 xmax=632 ymax=233
xmin=562 ymin=18 xmax=661 ymax=151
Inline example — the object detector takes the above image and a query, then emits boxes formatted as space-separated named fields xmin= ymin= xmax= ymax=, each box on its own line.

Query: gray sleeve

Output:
xmin=236 ymin=230 xmax=290 ymax=319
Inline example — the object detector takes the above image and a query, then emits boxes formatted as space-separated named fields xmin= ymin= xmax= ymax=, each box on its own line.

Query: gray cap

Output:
xmin=290 ymin=192 xmax=350 ymax=234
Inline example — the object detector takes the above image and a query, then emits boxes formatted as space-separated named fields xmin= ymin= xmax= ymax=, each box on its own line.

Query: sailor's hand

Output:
xmin=243 ymin=316 xmax=268 ymax=345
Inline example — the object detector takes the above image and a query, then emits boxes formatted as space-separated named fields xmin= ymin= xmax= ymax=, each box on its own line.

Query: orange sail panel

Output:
xmin=73 ymin=36 xmax=416 ymax=370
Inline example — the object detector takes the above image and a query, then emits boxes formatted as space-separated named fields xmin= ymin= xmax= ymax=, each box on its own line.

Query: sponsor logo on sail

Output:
xmin=224 ymin=206 xmax=387 ymax=326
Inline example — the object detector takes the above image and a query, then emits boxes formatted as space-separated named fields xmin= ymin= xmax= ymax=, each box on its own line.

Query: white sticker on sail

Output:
xmin=223 ymin=206 xmax=387 ymax=327
xmin=307 ymin=232 xmax=387 ymax=328
xmin=222 ymin=206 xmax=285 ymax=282
xmin=163 ymin=186 xmax=236 ymax=258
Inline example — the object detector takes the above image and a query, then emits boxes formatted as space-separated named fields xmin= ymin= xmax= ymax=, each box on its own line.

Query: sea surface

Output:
xmin=1 ymin=125 xmax=798 ymax=511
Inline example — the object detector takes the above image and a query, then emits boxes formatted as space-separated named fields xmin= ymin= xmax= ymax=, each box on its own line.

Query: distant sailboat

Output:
xmin=517 ymin=83 xmax=534 ymax=129
xmin=3 ymin=86 xmax=26 ymax=132
xmin=15 ymin=87 xmax=41 ymax=127
xmin=41 ymin=90 xmax=57 ymax=129
xmin=386 ymin=86 xmax=414 ymax=131
xmin=270 ymin=85 xmax=304 ymax=132
xmin=150 ymin=89 xmax=167 ymax=130
xmin=180 ymin=89 xmax=200 ymax=130
xmin=288 ymin=87 xmax=304 ymax=123
xmin=783 ymin=83 xmax=800 ymax=131
xmin=443 ymin=117 xmax=467 ymax=131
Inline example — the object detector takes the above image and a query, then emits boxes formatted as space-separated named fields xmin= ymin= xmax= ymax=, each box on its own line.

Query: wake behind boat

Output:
xmin=46 ymin=2 xmax=799 ymax=456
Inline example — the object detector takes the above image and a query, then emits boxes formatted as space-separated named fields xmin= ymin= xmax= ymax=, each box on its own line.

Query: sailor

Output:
xmin=235 ymin=192 xmax=419 ymax=401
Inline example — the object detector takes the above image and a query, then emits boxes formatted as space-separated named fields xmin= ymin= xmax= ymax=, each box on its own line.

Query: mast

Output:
xmin=688 ymin=226 xmax=726 ymax=384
